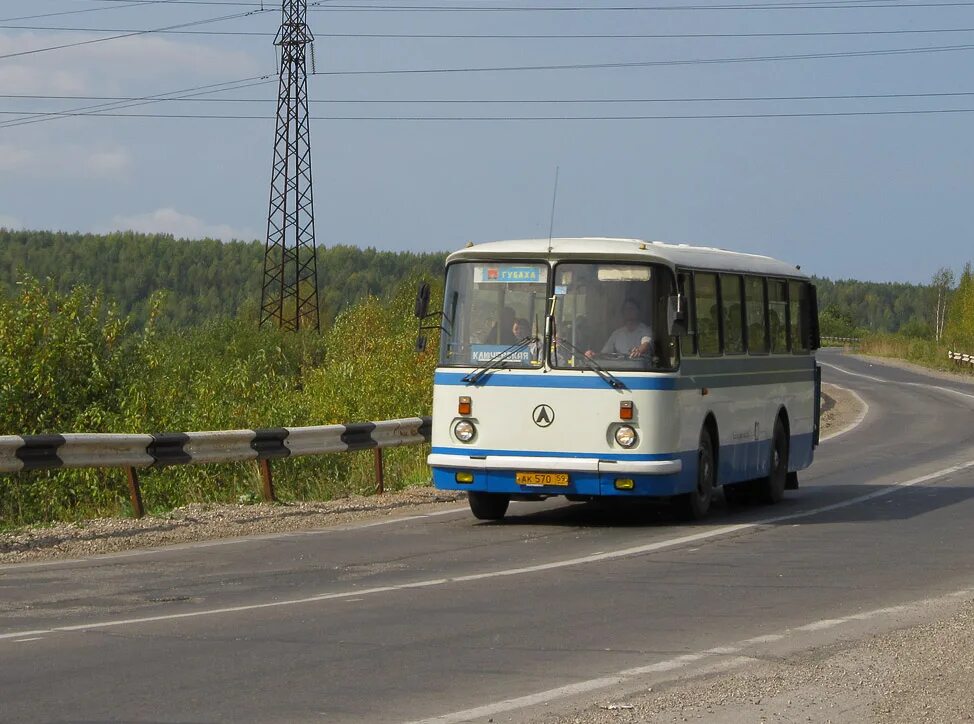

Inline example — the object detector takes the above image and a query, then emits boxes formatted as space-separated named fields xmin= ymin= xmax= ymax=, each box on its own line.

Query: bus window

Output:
xmin=744 ymin=276 xmax=768 ymax=354
xmin=552 ymin=262 xmax=674 ymax=371
xmin=439 ymin=261 xmax=549 ymax=368
xmin=678 ymin=272 xmax=696 ymax=357
xmin=720 ymin=274 xmax=745 ymax=355
xmin=768 ymin=279 xmax=789 ymax=353
xmin=695 ymin=273 xmax=721 ymax=356
xmin=789 ymin=280 xmax=810 ymax=353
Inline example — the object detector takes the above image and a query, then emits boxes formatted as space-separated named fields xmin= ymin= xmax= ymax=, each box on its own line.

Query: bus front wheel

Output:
xmin=757 ymin=418 xmax=789 ymax=504
xmin=468 ymin=492 xmax=511 ymax=521
xmin=679 ymin=428 xmax=715 ymax=520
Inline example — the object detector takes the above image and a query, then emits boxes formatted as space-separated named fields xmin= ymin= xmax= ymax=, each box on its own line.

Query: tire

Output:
xmin=678 ymin=428 xmax=715 ymax=520
xmin=467 ymin=491 xmax=511 ymax=521
xmin=757 ymin=418 xmax=789 ymax=504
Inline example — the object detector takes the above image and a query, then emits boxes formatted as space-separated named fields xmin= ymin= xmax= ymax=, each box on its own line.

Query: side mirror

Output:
xmin=667 ymin=294 xmax=688 ymax=337
xmin=415 ymin=282 xmax=431 ymax=319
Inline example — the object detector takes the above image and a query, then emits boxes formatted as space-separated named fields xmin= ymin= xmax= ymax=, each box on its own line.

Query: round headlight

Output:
xmin=454 ymin=420 xmax=476 ymax=442
xmin=615 ymin=425 xmax=638 ymax=448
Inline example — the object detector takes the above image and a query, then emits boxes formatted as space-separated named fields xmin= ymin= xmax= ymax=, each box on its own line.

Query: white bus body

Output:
xmin=423 ymin=238 xmax=820 ymax=520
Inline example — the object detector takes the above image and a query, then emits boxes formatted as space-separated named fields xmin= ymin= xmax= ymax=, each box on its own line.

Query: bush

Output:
xmin=0 ymin=274 xmax=441 ymax=528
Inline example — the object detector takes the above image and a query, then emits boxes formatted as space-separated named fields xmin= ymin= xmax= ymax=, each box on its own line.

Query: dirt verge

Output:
xmin=542 ymin=599 xmax=974 ymax=724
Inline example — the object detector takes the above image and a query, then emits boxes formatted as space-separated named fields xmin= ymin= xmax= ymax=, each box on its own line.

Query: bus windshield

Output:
xmin=439 ymin=261 xmax=549 ymax=368
xmin=552 ymin=262 xmax=678 ymax=371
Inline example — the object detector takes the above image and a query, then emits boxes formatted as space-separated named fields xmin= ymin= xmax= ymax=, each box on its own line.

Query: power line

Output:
xmin=306 ymin=2 xmax=974 ymax=10
xmin=0 ymin=75 xmax=275 ymax=129
xmin=80 ymin=0 xmax=974 ymax=8
xmin=0 ymin=2 xmax=158 ymax=23
xmin=2 ymin=107 xmax=974 ymax=119
xmin=304 ymin=42 xmax=974 ymax=75
xmin=0 ymin=7 xmax=273 ymax=61
xmin=8 ymin=24 xmax=974 ymax=39
xmin=7 ymin=90 xmax=974 ymax=103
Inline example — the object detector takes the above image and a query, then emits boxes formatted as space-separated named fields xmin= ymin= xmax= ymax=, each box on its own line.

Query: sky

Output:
xmin=1 ymin=0 xmax=973 ymax=283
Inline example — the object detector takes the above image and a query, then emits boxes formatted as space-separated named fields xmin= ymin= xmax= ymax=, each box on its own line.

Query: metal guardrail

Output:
xmin=821 ymin=336 xmax=862 ymax=345
xmin=0 ymin=417 xmax=432 ymax=518
xmin=948 ymin=351 xmax=974 ymax=367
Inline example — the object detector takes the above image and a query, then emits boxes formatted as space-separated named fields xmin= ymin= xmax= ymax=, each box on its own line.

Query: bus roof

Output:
xmin=446 ymin=237 xmax=809 ymax=279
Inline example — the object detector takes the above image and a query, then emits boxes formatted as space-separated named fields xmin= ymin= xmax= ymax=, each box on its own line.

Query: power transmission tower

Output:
xmin=260 ymin=0 xmax=320 ymax=332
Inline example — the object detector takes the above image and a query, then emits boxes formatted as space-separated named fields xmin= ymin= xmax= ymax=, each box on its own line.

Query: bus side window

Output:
xmin=678 ymin=272 xmax=696 ymax=357
xmin=789 ymin=280 xmax=810 ymax=353
xmin=768 ymin=279 xmax=789 ymax=353
xmin=695 ymin=272 xmax=721 ymax=356
xmin=745 ymin=276 xmax=769 ymax=354
xmin=720 ymin=274 xmax=745 ymax=355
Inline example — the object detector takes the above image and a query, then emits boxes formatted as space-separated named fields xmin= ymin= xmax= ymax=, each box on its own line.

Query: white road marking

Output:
xmin=13 ymin=637 xmax=43 ymax=643
xmin=410 ymin=587 xmax=974 ymax=723
xmin=821 ymin=361 xmax=974 ymax=402
xmin=820 ymin=383 xmax=870 ymax=442
xmin=3 ymin=459 xmax=974 ymax=643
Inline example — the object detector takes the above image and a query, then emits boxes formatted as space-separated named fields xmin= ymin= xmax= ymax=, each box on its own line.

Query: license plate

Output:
xmin=515 ymin=471 xmax=570 ymax=487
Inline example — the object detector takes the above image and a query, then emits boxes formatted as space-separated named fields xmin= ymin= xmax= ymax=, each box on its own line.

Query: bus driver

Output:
xmin=585 ymin=298 xmax=653 ymax=359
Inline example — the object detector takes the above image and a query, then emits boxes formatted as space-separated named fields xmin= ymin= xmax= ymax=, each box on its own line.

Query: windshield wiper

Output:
xmin=553 ymin=336 xmax=626 ymax=390
xmin=463 ymin=337 xmax=540 ymax=385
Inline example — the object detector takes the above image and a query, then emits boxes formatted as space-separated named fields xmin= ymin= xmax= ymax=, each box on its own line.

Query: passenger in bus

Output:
xmin=480 ymin=306 xmax=517 ymax=345
xmin=585 ymin=298 xmax=653 ymax=359
xmin=512 ymin=318 xmax=531 ymax=341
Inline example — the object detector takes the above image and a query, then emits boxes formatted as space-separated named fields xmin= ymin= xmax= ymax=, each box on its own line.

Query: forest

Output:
xmin=1 ymin=228 xmax=972 ymax=526
xmin=0 ymin=229 xmax=959 ymax=334
xmin=0 ymin=229 xmax=445 ymax=328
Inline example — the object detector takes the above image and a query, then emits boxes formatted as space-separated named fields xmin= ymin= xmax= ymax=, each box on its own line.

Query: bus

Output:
xmin=415 ymin=238 xmax=821 ymax=521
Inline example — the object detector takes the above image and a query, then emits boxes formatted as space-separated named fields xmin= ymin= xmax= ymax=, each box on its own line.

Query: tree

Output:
xmin=931 ymin=267 xmax=955 ymax=342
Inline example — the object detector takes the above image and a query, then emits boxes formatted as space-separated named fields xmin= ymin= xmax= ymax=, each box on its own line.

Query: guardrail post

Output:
xmin=374 ymin=448 xmax=384 ymax=495
xmin=125 ymin=467 xmax=144 ymax=519
xmin=258 ymin=458 xmax=276 ymax=502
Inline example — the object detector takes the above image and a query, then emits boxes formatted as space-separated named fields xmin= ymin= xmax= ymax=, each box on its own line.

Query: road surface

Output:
xmin=2 ymin=350 xmax=974 ymax=723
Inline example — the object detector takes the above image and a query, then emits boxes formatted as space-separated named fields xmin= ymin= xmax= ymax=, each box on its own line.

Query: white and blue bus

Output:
xmin=417 ymin=238 xmax=821 ymax=521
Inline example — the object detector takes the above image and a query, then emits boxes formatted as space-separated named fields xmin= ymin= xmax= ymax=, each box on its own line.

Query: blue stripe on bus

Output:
xmin=434 ymin=370 xmax=812 ymax=390
xmin=430 ymin=446 xmax=684 ymax=461
xmin=434 ymin=372 xmax=677 ymax=390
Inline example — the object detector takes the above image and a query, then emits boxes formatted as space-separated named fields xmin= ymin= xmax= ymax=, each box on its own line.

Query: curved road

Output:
xmin=2 ymin=350 xmax=974 ymax=723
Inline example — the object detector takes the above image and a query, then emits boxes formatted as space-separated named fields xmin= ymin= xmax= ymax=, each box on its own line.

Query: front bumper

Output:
xmin=428 ymin=453 xmax=691 ymax=497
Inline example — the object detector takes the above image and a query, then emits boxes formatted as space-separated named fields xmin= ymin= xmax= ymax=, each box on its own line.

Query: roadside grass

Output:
xmin=855 ymin=334 xmax=974 ymax=376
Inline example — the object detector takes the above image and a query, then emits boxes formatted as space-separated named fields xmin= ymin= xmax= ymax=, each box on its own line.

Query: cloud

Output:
xmin=0 ymin=213 xmax=23 ymax=229
xmin=107 ymin=208 xmax=258 ymax=242
xmin=0 ymin=32 xmax=262 ymax=96
xmin=0 ymin=143 xmax=132 ymax=180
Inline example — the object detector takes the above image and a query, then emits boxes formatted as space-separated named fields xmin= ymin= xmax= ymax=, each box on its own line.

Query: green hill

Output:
xmin=0 ymin=229 xmax=446 ymax=329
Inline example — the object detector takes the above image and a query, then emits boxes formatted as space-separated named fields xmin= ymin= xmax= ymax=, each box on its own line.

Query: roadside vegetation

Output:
xmin=822 ymin=264 xmax=974 ymax=374
xmin=0 ymin=273 xmax=441 ymax=527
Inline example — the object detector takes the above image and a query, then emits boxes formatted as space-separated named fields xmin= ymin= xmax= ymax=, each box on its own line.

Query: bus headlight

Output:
xmin=454 ymin=420 xmax=476 ymax=442
xmin=614 ymin=425 xmax=638 ymax=448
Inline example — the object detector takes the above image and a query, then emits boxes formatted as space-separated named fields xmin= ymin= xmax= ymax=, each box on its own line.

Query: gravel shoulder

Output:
xmin=0 ymin=488 xmax=465 ymax=565
xmin=541 ymin=599 xmax=974 ymax=724
xmin=820 ymin=383 xmax=862 ymax=440
xmin=0 ymin=386 xmax=864 ymax=565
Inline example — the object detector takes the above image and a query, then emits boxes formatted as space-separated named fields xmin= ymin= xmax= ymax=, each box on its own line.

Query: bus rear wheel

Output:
xmin=757 ymin=418 xmax=788 ymax=504
xmin=679 ymin=428 xmax=715 ymax=521
xmin=467 ymin=492 xmax=511 ymax=521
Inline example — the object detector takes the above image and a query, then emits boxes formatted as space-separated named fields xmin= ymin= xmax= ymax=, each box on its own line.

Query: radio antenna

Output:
xmin=546 ymin=165 xmax=560 ymax=255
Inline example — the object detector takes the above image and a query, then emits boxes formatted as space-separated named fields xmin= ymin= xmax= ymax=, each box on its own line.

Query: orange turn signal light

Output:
xmin=458 ymin=396 xmax=472 ymax=415
xmin=620 ymin=400 xmax=634 ymax=420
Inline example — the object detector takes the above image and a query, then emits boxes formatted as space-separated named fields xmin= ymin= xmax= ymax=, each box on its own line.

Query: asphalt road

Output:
xmin=3 ymin=350 xmax=974 ymax=723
